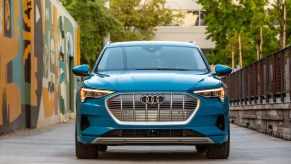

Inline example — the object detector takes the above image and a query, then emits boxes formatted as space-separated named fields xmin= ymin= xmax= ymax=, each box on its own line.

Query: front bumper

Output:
xmin=92 ymin=137 xmax=214 ymax=145
xmin=76 ymin=91 xmax=229 ymax=145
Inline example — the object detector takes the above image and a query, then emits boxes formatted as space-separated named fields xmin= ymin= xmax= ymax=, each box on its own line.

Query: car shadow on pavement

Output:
xmin=97 ymin=149 xmax=207 ymax=161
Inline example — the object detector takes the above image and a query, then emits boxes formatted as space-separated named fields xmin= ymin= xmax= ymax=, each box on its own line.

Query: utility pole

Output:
xmin=283 ymin=0 xmax=287 ymax=49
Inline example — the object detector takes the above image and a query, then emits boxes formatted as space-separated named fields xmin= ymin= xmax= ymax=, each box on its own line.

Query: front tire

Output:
xmin=196 ymin=145 xmax=207 ymax=153
xmin=75 ymin=126 xmax=99 ymax=159
xmin=98 ymin=145 xmax=108 ymax=152
xmin=206 ymin=127 xmax=230 ymax=159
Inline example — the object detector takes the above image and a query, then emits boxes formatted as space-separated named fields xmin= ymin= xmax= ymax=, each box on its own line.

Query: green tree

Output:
xmin=110 ymin=0 xmax=183 ymax=42
xmin=197 ymin=0 xmax=237 ymax=66
xmin=60 ymin=0 xmax=73 ymax=6
xmin=268 ymin=0 xmax=291 ymax=48
xmin=61 ymin=0 xmax=120 ymax=66
xmin=198 ymin=0 xmax=281 ymax=67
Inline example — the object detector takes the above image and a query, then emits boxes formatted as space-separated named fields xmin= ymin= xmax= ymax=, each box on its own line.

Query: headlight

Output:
xmin=80 ymin=88 xmax=115 ymax=102
xmin=193 ymin=87 xmax=226 ymax=102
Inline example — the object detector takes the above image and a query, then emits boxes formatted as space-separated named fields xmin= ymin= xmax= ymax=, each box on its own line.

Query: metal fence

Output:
xmin=223 ymin=46 xmax=291 ymax=105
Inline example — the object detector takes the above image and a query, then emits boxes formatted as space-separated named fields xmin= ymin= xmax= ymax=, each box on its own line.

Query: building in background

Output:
xmin=154 ymin=0 xmax=215 ymax=54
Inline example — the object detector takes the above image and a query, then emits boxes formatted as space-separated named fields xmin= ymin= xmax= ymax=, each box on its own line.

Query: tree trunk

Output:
xmin=259 ymin=26 xmax=263 ymax=59
xmin=103 ymin=1 xmax=110 ymax=47
xmin=238 ymin=34 xmax=242 ymax=68
xmin=283 ymin=1 xmax=286 ymax=49
xmin=232 ymin=49 xmax=235 ymax=69
xmin=257 ymin=44 xmax=260 ymax=60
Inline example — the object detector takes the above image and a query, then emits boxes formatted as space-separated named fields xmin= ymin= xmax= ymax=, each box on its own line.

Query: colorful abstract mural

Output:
xmin=0 ymin=0 xmax=79 ymax=134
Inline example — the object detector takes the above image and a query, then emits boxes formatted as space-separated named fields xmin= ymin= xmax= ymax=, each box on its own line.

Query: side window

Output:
xmin=98 ymin=47 xmax=124 ymax=70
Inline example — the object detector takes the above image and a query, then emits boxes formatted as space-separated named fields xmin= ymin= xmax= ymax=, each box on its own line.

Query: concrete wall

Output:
xmin=0 ymin=0 xmax=80 ymax=134
xmin=154 ymin=0 xmax=215 ymax=50
xmin=230 ymin=104 xmax=291 ymax=141
xmin=165 ymin=0 xmax=202 ymax=10
xmin=154 ymin=26 xmax=215 ymax=49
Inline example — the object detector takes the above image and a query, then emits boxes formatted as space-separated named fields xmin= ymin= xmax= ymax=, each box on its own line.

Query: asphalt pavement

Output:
xmin=0 ymin=121 xmax=290 ymax=164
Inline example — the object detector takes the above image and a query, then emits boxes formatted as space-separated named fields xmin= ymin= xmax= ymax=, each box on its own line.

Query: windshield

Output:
xmin=97 ymin=45 xmax=209 ymax=73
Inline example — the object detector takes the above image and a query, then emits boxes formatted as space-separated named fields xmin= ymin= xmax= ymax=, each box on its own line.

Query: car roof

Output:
xmin=107 ymin=41 xmax=199 ymax=48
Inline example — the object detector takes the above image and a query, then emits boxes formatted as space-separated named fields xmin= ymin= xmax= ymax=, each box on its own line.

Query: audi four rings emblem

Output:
xmin=140 ymin=95 xmax=165 ymax=105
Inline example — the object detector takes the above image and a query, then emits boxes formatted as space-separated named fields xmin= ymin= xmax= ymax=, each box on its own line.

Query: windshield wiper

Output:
xmin=135 ymin=68 xmax=189 ymax=71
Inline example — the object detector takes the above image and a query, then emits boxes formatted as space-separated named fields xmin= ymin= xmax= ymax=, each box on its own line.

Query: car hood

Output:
xmin=83 ymin=70 xmax=222 ymax=91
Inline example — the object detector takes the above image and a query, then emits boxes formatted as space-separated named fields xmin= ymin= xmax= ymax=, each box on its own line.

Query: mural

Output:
xmin=0 ymin=0 xmax=24 ymax=132
xmin=0 ymin=0 xmax=79 ymax=134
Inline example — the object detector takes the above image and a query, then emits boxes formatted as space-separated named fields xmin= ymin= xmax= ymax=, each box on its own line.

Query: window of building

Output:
xmin=190 ymin=10 xmax=206 ymax=26
xmin=199 ymin=11 xmax=206 ymax=26
xmin=163 ymin=10 xmax=206 ymax=27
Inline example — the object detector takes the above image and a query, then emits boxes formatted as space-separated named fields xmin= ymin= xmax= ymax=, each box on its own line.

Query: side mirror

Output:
xmin=72 ymin=64 xmax=90 ymax=76
xmin=215 ymin=64 xmax=232 ymax=76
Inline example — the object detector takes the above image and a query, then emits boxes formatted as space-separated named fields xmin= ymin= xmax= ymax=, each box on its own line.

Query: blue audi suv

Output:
xmin=72 ymin=41 xmax=232 ymax=159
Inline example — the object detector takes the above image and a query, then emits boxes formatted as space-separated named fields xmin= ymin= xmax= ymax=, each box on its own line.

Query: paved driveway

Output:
xmin=0 ymin=121 xmax=290 ymax=164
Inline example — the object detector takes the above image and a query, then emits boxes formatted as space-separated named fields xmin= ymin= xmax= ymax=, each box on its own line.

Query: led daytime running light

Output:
xmin=194 ymin=87 xmax=226 ymax=102
xmin=80 ymin=88 xmax=114 ymax=102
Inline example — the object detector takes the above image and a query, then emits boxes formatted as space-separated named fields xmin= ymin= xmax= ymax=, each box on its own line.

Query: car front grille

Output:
xmin=106 ymin=93 xmax=199 ymax=122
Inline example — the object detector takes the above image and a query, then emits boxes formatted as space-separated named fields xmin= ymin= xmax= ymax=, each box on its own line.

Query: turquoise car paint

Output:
xmin=74 ymin=41 xmax=230 ymax=148
xmin=215 ymin=64 xmax=233 ymax=76
xmin=72 ymin=64 xmax=89 ymax=76
xmin=83 ymin=71 xmax=221 ymax=91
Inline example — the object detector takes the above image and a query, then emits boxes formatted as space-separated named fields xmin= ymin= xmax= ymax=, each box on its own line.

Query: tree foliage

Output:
xmin=197 ymin=0 xmax=288 ymax=67
xmin=268 ymin=0 xmax=291 ymax=48
xmin=61 ymin=0 xmax=182 ymax=65
xmin=110 ymin=0 xmax=183 ymax=42
xmin=61 ymin=0 xmax=119 ymax=66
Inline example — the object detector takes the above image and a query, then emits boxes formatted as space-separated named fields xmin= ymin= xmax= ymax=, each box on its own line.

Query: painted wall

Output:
xmin=0 ymin=0 xmax=80 ymax=134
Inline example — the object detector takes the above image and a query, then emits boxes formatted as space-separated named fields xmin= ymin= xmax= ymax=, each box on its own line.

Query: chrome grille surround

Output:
xmin=105 ymin=93 xmax=200 ymax=125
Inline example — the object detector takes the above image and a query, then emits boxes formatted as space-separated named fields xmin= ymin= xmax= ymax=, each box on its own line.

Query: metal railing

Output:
xmin=223 ymin=46 xmax=291 ymax=105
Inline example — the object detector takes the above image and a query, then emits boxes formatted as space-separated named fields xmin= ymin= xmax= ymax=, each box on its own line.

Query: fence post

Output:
xmin=273 ymin=56 xmax=276 ymax=103
xmin=289 ymin=47 xmax=291 ymax=101
xmin=260 ymin=61 xmax=263 ymax=103
xmin=280 ymin=50 xmax=284 ymax=102
xmin=266 ymin=58 xmax=269 ymax=103
xmin=241 ymin=70 xmax=244 ymax=105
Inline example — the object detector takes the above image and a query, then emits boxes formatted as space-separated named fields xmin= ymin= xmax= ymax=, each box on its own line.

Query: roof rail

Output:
xmin=189 ymin=41 xmax=197 ymax=45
